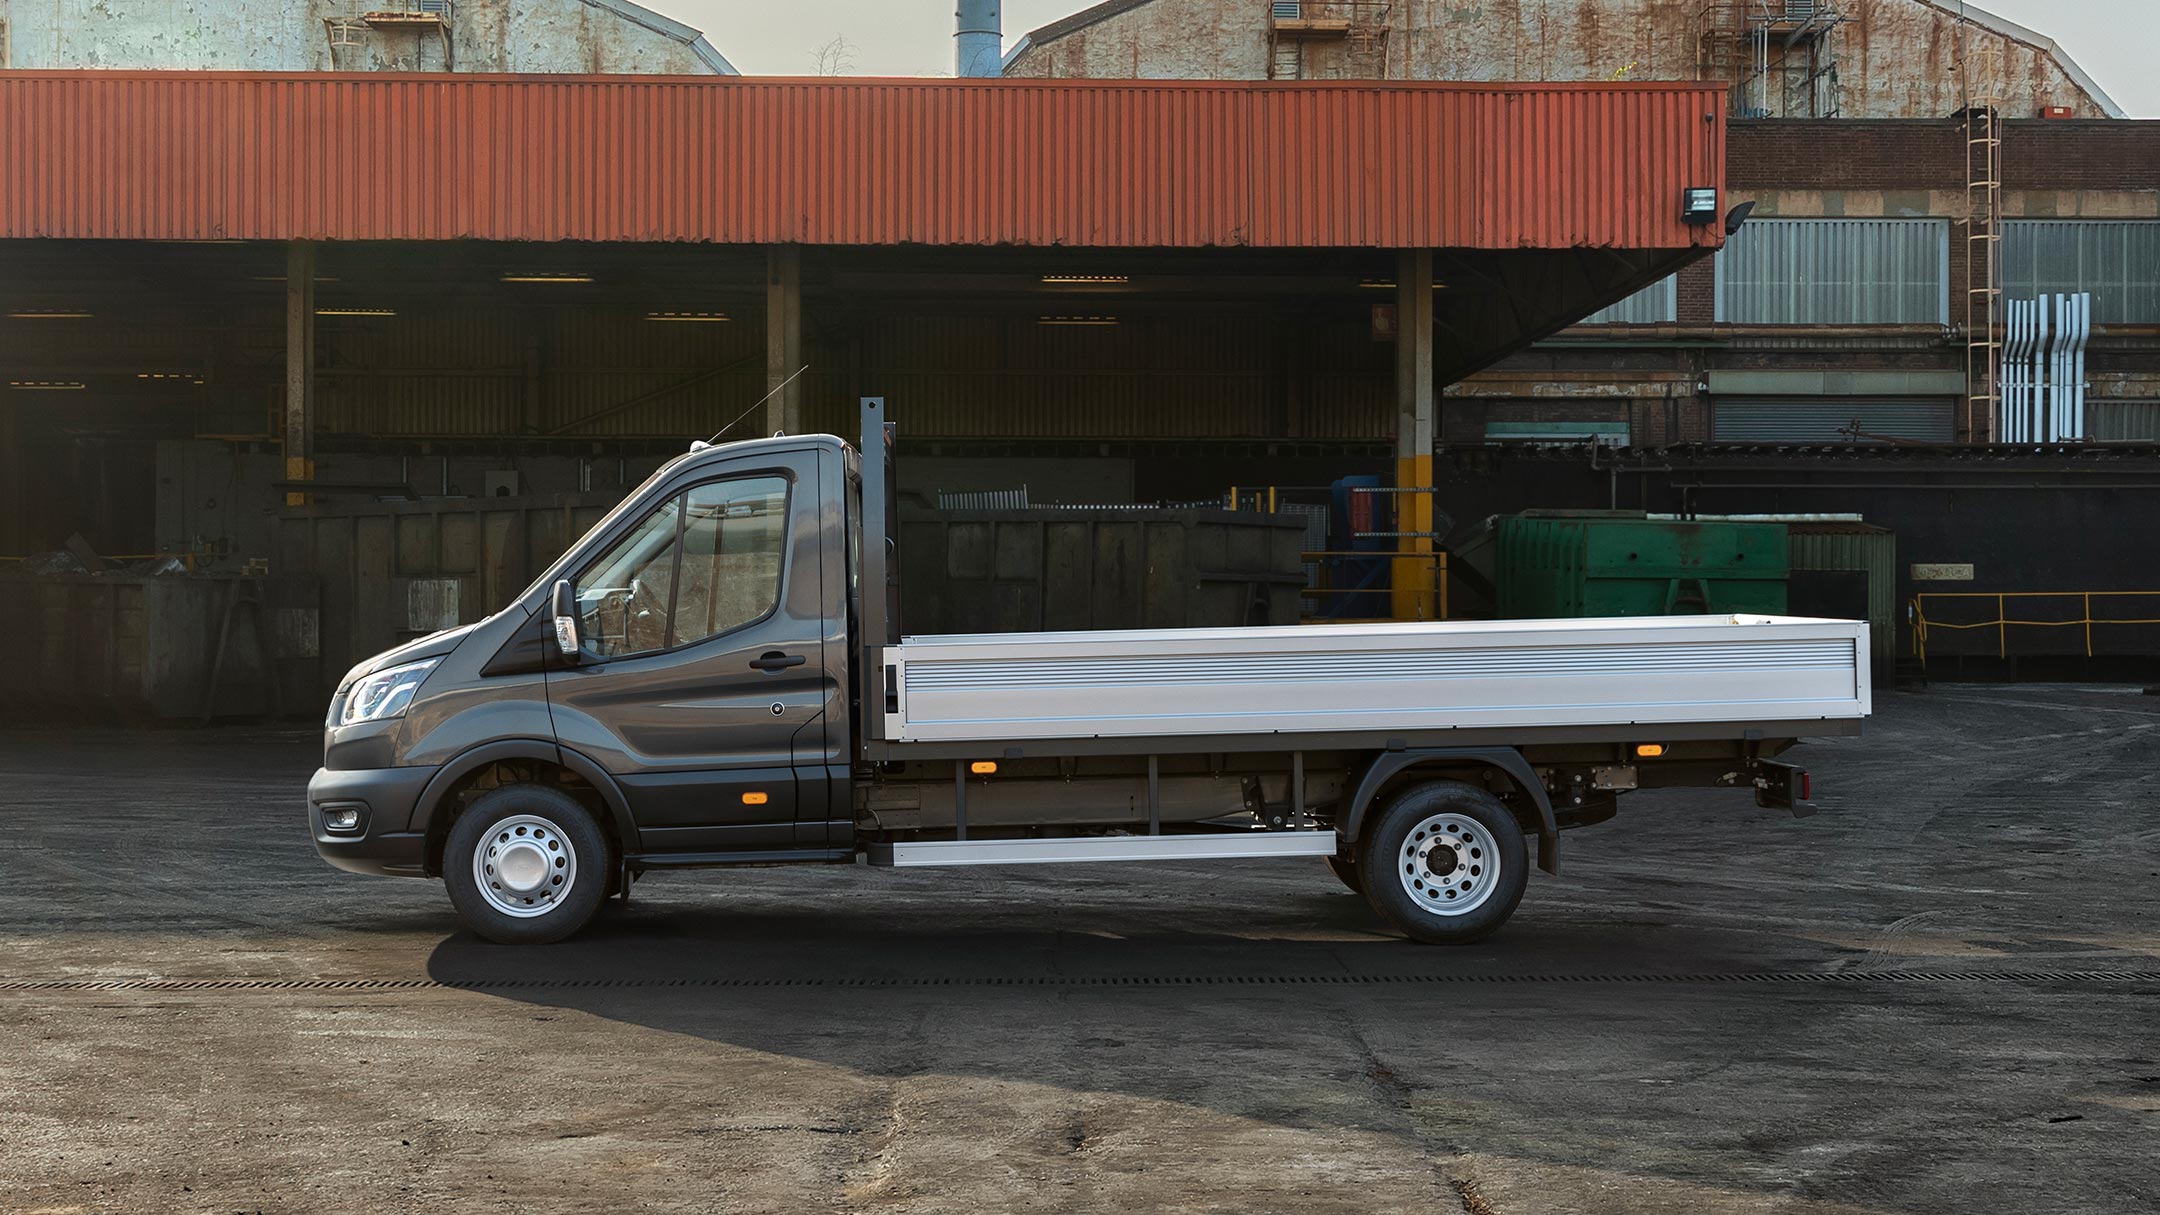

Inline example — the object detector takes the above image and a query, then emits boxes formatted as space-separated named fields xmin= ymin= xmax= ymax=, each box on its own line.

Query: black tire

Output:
xmin=443 ymin=784 xmax=614 ymax=945
xmin=1358 ymin=780 xmax=1529 ymax=945
xmin=1324 ymin=854 xmax=1365 ymax=895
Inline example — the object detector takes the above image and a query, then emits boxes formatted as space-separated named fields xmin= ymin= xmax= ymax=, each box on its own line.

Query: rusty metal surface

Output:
xmin=1007 ymin=0 xmax=2116 ymax=120
xmin=0 ymin=72 xmax=1724 ymax=251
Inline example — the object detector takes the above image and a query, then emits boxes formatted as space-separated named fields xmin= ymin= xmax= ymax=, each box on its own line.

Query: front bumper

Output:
xmin=308 ymin=765 xmax=437 ymax=877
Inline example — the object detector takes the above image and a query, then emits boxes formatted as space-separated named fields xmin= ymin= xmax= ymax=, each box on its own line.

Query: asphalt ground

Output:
xmin=1 ymin=685 xmax=2156 ymax=1213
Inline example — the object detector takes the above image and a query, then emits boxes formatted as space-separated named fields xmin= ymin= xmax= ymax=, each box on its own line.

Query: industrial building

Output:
xmin=0 ymin=0 xmax=733 ymax=73
xmin=1007 ymin=0 xmax=2157 ymax=445
xmin=1 ymin=0 xmax=2157 ymax=718
xmin=0 ymin=65 xmax=1722 ymax=711
xmin=998 ymin=0 xmax=2160 ymax=678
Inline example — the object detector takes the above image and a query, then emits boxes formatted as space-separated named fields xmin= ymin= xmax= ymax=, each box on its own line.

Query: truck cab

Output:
xmin=310 ymin=434 xmax=861 ymax=922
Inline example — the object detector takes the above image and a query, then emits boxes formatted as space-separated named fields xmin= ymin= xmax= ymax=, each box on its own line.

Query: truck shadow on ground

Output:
xmin=416 ymin=887 xmax=2103 ymax=1214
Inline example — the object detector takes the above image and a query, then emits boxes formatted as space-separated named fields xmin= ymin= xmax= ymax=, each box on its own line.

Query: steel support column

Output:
xmin=1393 ymin=248 xmax=1436 ymax=621
xmin=765 ymin=245 xmax=803 ymax=436
xmin=283 ymin=242 xmax=316 ymax=506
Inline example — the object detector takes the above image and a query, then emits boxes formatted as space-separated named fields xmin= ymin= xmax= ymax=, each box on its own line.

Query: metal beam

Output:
xmin=765 ymin=245 xmax=803 ymax=436
xmin=283 ymin=242 xmax=316 ymax=506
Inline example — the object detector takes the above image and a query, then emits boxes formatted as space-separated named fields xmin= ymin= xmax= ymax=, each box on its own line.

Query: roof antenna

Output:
xmin=691 ymin=365 xmax=810 ymax=451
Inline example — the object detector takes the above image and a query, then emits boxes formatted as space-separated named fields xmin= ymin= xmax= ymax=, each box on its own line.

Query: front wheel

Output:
xmin=443 ymin=784 xmax=614 ymax=945
xmin=1358 ymin=781 xmax=1528 ymax=945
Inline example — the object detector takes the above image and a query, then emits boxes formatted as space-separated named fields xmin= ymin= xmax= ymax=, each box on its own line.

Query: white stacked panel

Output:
xmin=884 ymin=615 xmax=1870 ymax=744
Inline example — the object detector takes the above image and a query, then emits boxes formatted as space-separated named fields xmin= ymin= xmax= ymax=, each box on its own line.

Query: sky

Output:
xmin=651 ymin=0 xmax=2156 ymax=116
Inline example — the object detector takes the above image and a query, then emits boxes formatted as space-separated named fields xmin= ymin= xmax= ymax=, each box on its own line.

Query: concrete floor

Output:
xmin=2 ymin=686 xmax=2157 ymax=1214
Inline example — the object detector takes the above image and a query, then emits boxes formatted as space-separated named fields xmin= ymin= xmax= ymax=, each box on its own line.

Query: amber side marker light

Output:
xmin=970 ymin=761 xmax=998 ymax=775
xmin=1634 ymin=744 xmax=1666 ymax=758
xmin=741 ymin=791 xmax=769 ymax=806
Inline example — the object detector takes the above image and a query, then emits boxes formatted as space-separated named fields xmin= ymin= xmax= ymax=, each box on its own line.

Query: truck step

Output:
xmin=869 ymin=830 xmax=1338 ymax=868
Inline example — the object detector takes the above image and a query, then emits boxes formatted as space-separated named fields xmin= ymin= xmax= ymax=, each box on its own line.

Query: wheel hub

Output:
xmin=473 ymin=814 xmax=577 ymax=918
xmin=1398 ymin=812 xmax=1500 ymax=917
xmin=495 ymin=841 xmax=552 ymax=893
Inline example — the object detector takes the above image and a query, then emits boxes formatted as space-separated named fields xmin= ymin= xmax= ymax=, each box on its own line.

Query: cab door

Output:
xmin=545 ymin=448 xmax=831 ymax=854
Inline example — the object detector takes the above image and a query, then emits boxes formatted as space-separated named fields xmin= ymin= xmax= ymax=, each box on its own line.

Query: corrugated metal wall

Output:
xmin=307 ymin=307 xmax=1397 ymax=442
xmin=2091 ymin=401 xmax=2160 ymax=442
xmin=2003 ymin=221 xmax=2160 ymax=324
xmin=1582 ymin=275 xmax=1678 ymax=324
xmin=0 ymin=73 xmax=1726 ymax=252
xmin=1787 ymin=525 xmax=1897 ymax=667
xmin=1716 ymin=219 xmax=1949 ymax=324
xmin=1712 ymin=397 xmax=1955 ymax=443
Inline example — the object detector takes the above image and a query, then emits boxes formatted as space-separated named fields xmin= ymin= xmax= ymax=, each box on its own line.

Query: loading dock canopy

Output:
xmin=0 ymin=71 xmax=1725 ymax=381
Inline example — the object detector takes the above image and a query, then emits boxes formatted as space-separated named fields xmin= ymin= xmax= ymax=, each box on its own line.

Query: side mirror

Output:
xmin=550 ymin=579 xmax=581 ymax=659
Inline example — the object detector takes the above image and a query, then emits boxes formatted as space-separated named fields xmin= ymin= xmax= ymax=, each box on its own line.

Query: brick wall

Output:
xmin=1732 ymin=119 xmax=2160 ymax=197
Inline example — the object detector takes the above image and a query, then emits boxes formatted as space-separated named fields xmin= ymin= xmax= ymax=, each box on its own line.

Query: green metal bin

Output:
xmin=1456 ymin=511 xmax=1789 ymax=620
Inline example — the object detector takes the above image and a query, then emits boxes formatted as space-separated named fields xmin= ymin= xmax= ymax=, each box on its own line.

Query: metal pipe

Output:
xmin=956 ymin=0 xmax=1001 ymax=77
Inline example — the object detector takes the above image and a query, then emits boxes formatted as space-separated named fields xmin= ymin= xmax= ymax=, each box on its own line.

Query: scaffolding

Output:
xmin=1962 ymin=38 xmax=2006 ymax=442
xmin=1696 ymin=1 xmax=1844 ymax=118
xmin=323 ymin=0 xmax=456 ymax=67
xmin=1266 ymin=1 xmax=1392 ymax=81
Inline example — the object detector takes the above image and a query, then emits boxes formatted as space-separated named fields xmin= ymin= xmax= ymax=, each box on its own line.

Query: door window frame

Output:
xmin=569 ymin=470 xmax=796 ymax=664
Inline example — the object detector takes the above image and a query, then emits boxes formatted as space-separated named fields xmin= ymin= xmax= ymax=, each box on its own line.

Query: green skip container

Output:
xmin=1458 ymin=510 xmax=1789 ymax=620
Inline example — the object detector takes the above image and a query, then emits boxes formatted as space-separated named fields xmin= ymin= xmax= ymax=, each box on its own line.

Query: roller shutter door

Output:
xmin=1713 ymin=397 xmax=1955 ymax=443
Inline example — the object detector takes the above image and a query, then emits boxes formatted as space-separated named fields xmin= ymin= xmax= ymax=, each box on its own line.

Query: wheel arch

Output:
xmin=412 ymin=739 xmax=642 ymax=874
xmin=1338 ymin=748 xmax=1560 ymax=875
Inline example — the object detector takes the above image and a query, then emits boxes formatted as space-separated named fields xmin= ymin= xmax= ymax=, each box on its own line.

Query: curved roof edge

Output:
xmin=1016 ymin=0 xmax=2125 ymax=118
xmin=1922 ymin=0 xmax=2123 ymax=118
xmin=579 ymin=0 xmax=738 ymax=75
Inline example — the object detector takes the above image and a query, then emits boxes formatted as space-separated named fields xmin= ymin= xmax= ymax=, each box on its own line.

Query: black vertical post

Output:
xmin=1147 ymin=756 xmax=1161 ymax=835
xmin=953 ymin=759 xmax=968 ymax=841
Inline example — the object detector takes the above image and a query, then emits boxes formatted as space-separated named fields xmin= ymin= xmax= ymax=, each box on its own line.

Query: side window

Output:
xmin=575 ymin=476 xmax=788 ymax=660
xmin=673 ymin=478 xmax=788 ymax=646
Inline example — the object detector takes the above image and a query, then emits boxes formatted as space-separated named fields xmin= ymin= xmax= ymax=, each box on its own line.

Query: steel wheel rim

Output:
xmin=473 ymin=814 xmax=577 ymax=918
xmin=1398 ymin=812 xmax=1500 ymax=916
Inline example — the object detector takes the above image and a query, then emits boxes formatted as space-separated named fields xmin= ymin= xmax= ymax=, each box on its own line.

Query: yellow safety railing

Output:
xmin=1910 ymin=592 xmax=2160 ymax=662
xmin=1300 ymin=550 xmax=1449 ymax=623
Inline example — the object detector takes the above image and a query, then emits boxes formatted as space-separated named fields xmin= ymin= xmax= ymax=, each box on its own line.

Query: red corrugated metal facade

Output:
xmin=0 ymin=72 xmax=1725 ymax=250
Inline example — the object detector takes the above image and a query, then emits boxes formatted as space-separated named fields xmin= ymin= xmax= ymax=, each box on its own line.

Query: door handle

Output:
xmin=750 ymin=651 xmax=807 ymax=672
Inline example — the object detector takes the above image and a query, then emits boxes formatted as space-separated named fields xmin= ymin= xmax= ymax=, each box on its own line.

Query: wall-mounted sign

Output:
xmin=1911 ymin=563 xmax=1975 ymax=582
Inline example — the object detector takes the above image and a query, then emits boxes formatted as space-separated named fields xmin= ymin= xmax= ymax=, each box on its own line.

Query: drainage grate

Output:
xmin=0 ymin=969 xmax=2152 ymax=994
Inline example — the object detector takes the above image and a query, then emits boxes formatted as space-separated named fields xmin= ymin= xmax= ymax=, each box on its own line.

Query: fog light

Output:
xmin=323 ymin=806 xmax=362 ymax=832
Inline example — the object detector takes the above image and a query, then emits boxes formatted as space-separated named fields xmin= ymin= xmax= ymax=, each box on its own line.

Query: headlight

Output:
xmin=340 ymin=658 xmax=440 ymax=726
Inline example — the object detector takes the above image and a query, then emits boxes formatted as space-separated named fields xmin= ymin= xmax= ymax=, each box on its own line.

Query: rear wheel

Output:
xmin=1324 ymin=854 xmax=1365 ymax=895
xmin=443 ymin=784 xmax=613 ymax=945
xmin=1358 ymin=780 xmax=1528 ymax=945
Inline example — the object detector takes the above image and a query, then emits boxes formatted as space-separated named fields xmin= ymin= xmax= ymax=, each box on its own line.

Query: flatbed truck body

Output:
xmin=310 ymin=398 xmax=1869 ymax=944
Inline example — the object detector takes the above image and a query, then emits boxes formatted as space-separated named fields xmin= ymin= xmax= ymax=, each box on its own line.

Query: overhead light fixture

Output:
xmin=1683 ymin=186 xmax=1721 ymax=225
xmin=1037 ymin=315 xmax=1120 ymax=326
xmin=9 ymin=380 xmax=87 ymax=390
xmin=1358 ymin=279 xmax=1397 ymax=290
xmin=315 ymin=307 xmax=397 ymax=317
xmin=1040 ymin=274 xmax=1129 ymax=285
xmin=8 ymin=309 xmax=93 ymax=319
xmin=645 ymin=311 xmax=732 ymax=323
xmin=500 ymin=273 xmax=594 ymax=284
xmin=135 ymin=372 xmax=194 ymax=381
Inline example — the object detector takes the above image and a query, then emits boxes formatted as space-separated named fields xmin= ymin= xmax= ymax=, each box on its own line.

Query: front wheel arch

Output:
xmin=413 ymin=739 xmax=641 ymax=874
